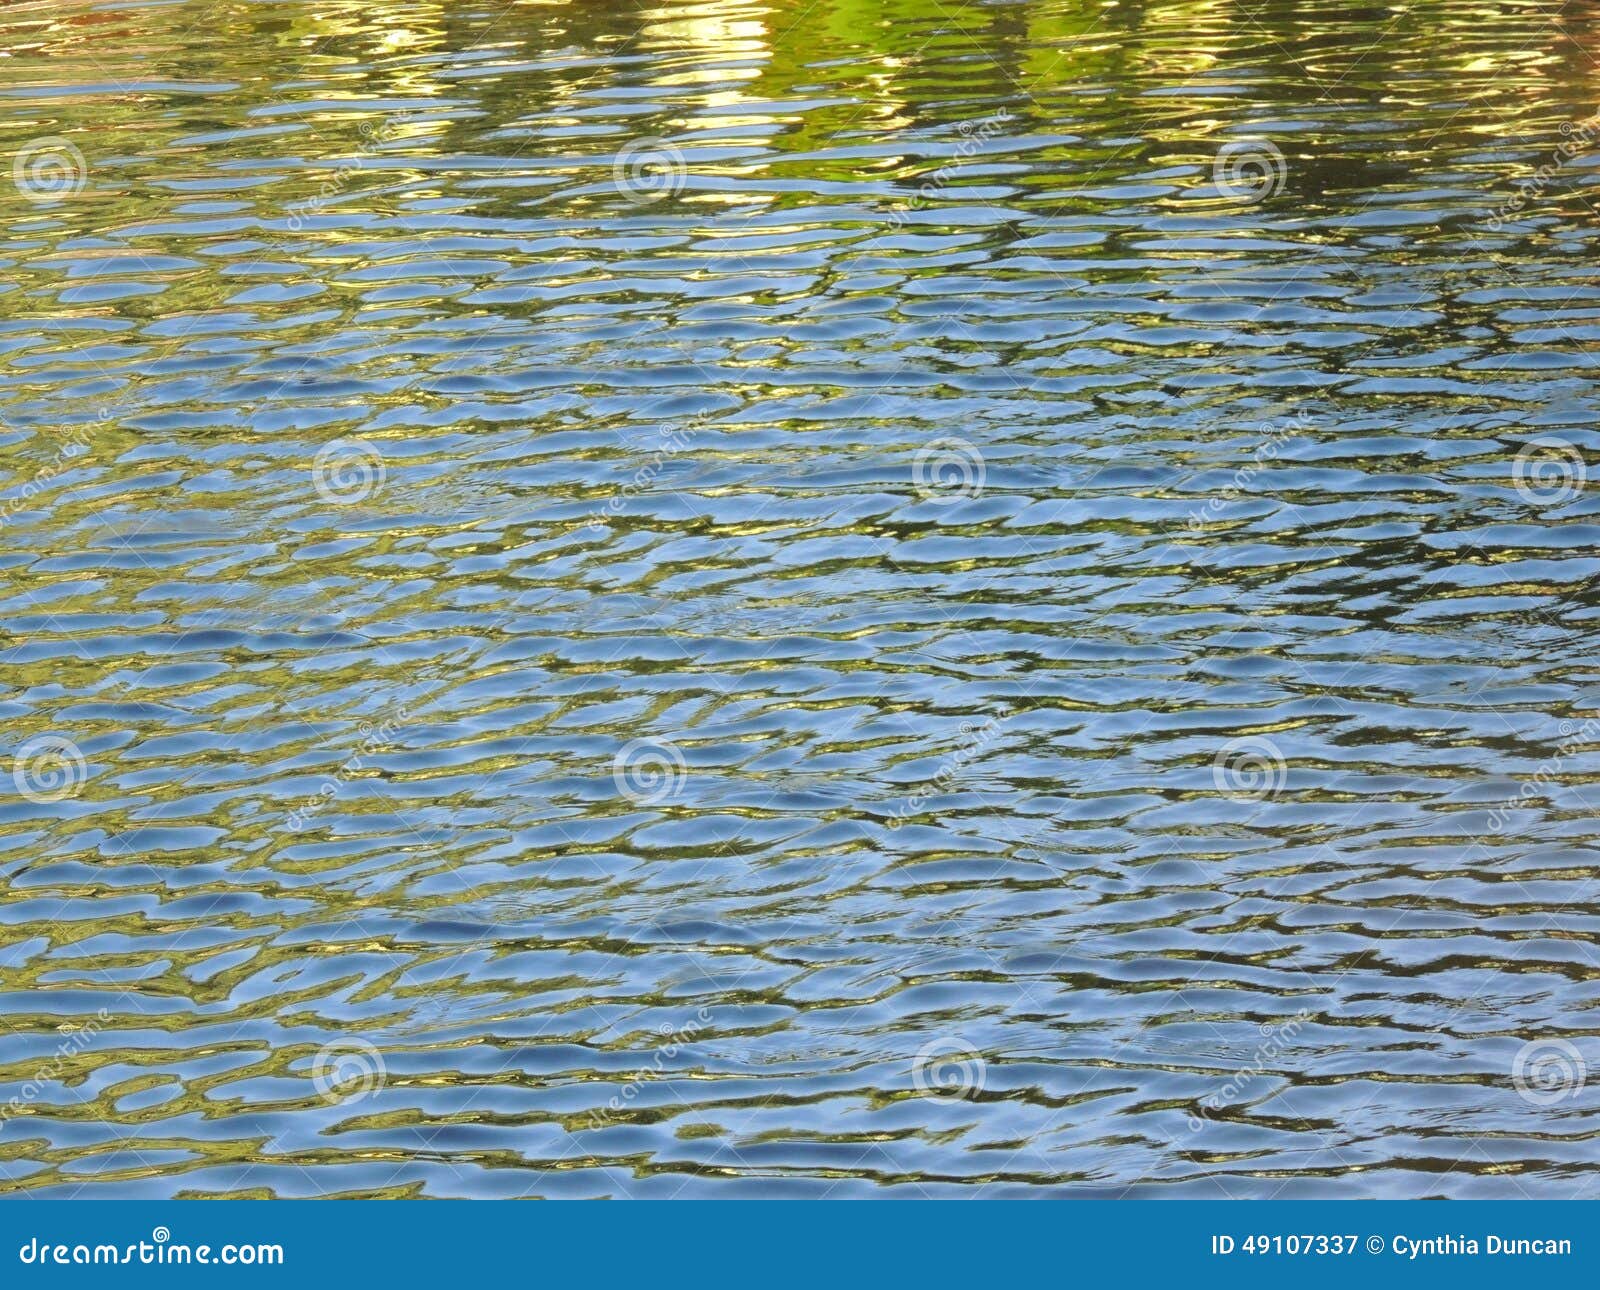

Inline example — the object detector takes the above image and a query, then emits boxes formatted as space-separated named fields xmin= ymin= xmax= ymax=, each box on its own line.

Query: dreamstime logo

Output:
xmin=1186 ymin=1010 xmax=1310 ymax=1131
xmin=1183 ymin=406 xmax=1314 ymax=534
xmin=12 ymin=735 xmax=87 ymax=803
xmin=16 ymin=1226 xmax=283 ymax=1267
xmin=587 ymin=1009 xmax=714 ymax=1129
xmin=883 ymin=109 xmax=1014 ymax=233
xmin=1211 ymin=736 xmax=1287 ymax=801
xmin=1512 ymin=1038 xmax=1586 ymax=1106
xmin=614 ymin=137 xmax=686 ymax=204
xmin=1487 ymin=716 xmax=1599 ymax=834
xmin=312 ymin=438 xmax=386 ymax=505
xmin=286 ymin=114 xmax=406 ymax=229
xmin=1513 ymin=438 xmax=1586 ymax=506
xmin=912 ymin=437 xmax=986 ymax=503
xmin=0 ymin=426 xmax=94 ymax=532
xmin=911 ymin=1037 xmax=986 ymax=1100
xmin=613 ymin=738 xmax=688 ymax=805
xmin=311 ymin=1038 xmax=387 ymax=1104
xmin=1212 ymin=138 xmax=1287 ymax=203
xmin=887 ymin=717 xmax=1002 ymax=829
xmin=1 ymin=1007 xmax=111 ymax=1123
xmin=581 ymin=420 xmax=699 ymax=531
xmin=1487 ymin=110 xmax=1600 ymax=230
xmin=12 ymin=137 xmax=87 ymax=201
xmin=285 ymin=709 xmax=410 ymax=833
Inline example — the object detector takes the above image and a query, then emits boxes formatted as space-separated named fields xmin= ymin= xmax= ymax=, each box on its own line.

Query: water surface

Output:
xmin=3 ymin=0 xmax=1600 ymax=1198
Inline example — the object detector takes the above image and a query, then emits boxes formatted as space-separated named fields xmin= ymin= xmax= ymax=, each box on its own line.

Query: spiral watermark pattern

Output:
xmin=311 ymin=1038 xmax=387 ymax=1104
xmin=1211 ymin=735 xmax=1287 ymax=801
xmin=911 ymin=1037 xmax=987 ymax=1100
xmin=613 ymin=738 xmax=688 ymax=805
xmin=312 ymin=438 xmax=386 ymax=505
xmin=12 ymin=735 xmax=88 ymax=804
xmin=1513 ymin=438 xmax=1586 ymax=506
xmin=912 ymin=437 xmax=986 ymax=503
xmin=151 ymin=1227 xmax=171 ymax=1244
xmin=1512 ymin=1038 xmax=1585 ymax=1106
xmin=1212 ymin=138 xmax=1287 ymax=203
xmin=614 ymin=137 xmax=686 ymax=204
xmin=12 ymin=137 xmax=88 ymax=201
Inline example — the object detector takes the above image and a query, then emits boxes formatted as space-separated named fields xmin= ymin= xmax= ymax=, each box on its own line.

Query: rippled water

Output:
xmin=4 ymin=0 xmax=1600 ymax=1199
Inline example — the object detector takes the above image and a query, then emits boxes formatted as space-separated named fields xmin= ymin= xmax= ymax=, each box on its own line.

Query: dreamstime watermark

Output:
xmin=1 ymin=1009 xmax=110 ymax=1122
xmin=1211 ymin=735 xmax=1288 ymax=801
xmin=1513 ymin=437 xmax=1586 ymax=506
xmin=585 ymin=1009 xmax=714 ymax=1128
xmin=286 ymin=708 xmax=410 ymax=831
xmin=1487 ymin=716 xmax=1597 ymax=833
xmin=884 ymin=110 xmax=1013 ymax=231
xmin=286 ymin=116 xmax=408 ymax=229
xmin=581 ymin=421 xmax=698 ymax=531
xmin=310 ymin=1038 xmax=387 ymax=1104
xmin=1184 ymin=407 xmax=1313 ymax=533
xmin=11 ymin=734 xmax=88 ymax=804
xmin=12 ymin=136 xmax=87 ymax=201
xmin=1187 ymin=1009 xmax=1310 ymax=1130
xmin=911 ymin=1036 xmax=987 ymax=1100
xmin=614 ymin=137 xmax=687 ymax=204
xmin=1212 ymin=138 xmax=1287 ymax=203
xmin=18 ymin=1228 xmax=283 ymax=1267
xmin=913 ymin=436 xmax=986 ymax=503
xmin=1488 ymin=110 xmax=1600 ymax=230
xmin=1512 ymin=1038 xmax=1586 ymax=1106
xmin=312 ymin=437 xmax=386 ymax=504
xmin=1 ymin=425 xmax=94 ymax=530
xmin=886 ymin=717 xmax=1002 ymax=829
xmin=613 ymin=739 xmax=688 ymax=805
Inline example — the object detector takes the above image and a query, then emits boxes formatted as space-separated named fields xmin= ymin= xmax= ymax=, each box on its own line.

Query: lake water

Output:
xmin=3 ymin=0 xmax=1600 ymax=1199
